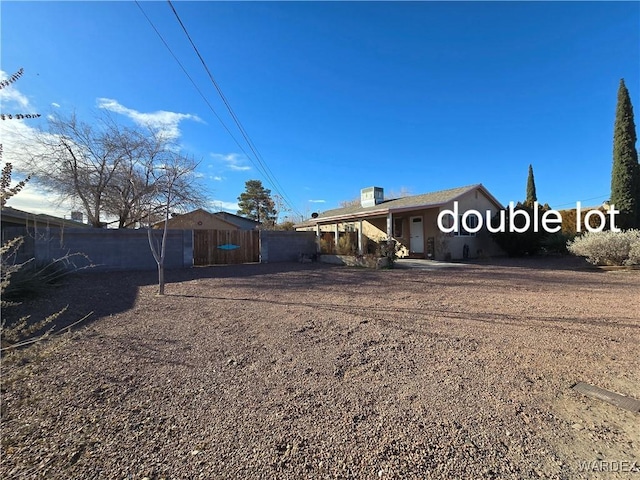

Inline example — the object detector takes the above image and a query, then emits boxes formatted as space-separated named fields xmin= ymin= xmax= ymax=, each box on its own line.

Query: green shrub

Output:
xmin=540 ymin=231 xmax=574 ymax=255
xmin=566 ymin=229 xmax=640 ymax=266
xmin=490 ymin=203 xmax=549 ymax=256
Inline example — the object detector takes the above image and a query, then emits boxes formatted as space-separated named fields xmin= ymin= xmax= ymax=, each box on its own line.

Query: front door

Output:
xmin=410 ymin=216 xmax=424 ymax=253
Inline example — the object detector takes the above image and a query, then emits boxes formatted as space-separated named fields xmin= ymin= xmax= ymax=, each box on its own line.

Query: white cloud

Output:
xmin=51 ymin=102 xmax=60 ymax=108
xmin=0 ymin=70 xmax=32 ymax=110
xmin=2 ymin=182 xmax=75 ymax=218
xmin=96 ymin=97 xmax=201 ymax=141
xmin=209 ymin=200 xmax=239 ymax=213
xmin=0 ymin=115 xmax=51 ymax=173
xmin=211 ymin=175 xmax=224 ymax=181
xmin=308 ymin=199 xmax=326 ymax=203
xmin=210 ymin=153 xmax=251 ymax=172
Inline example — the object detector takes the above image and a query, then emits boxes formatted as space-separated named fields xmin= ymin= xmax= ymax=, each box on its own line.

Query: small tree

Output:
xmin=491 ymin=165 xmax=551 ymax=256
xmin=610 ymin=79 xmax=640 ymax=229
xmin=1 ymin=68 xmax=94 ymax=352
xmin=0 ymin=159 xmax=30 ymax=208
xmin=525 ymin=164 xmax=537 ymax=207
xmin=146 ymin=154 xmax=205 ymax=295
xmin=237 ymin=179 xmax=276 ymax=227
xmin=1 ymin=68 xmax=34 ymax=207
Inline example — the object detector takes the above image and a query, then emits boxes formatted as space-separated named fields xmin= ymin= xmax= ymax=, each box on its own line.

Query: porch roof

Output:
xmin=297 ymin=184 xmax=503 ymax=226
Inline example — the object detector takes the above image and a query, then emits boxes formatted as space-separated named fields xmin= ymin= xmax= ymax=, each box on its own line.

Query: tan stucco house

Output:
xmin=295 ymin=184 xmax=504 ymax=261
xmin=153 ymin=209 xmax=260 ymax=231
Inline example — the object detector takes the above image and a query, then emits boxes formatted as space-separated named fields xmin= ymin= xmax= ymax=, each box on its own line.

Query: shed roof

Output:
xmin=1 ymin=206 xmax=90 ymax=229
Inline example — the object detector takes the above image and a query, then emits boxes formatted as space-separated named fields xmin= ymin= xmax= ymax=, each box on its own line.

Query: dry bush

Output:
xmin=567 ymin=229 xmax=640 ymax=266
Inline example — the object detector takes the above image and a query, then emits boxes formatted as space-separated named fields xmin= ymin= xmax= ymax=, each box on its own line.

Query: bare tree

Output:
xmin=339 ymin=197 xmax=361 ymax=208
xmin=24 ymin=112 xmax=195 ymax=228
xmin=146 ymin=153 xmax=205 ymax=295
xmin=385 ymin=187 xmax=413 ymax=200
xmin=102 ymin=128 xmax=162 ymax=228
xmin=24 ymin=112 xmax=127 ymax=227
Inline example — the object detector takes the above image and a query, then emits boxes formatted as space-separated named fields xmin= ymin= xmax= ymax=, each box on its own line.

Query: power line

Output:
xmin=134 ymin=2 xmax=267 ymax=192
xmin=552 ymin=194 xmax=609 ymax=209
xmin=162 ymin=0 xmax=301 ymax=217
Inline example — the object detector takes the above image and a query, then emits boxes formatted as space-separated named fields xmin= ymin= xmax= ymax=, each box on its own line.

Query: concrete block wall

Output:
xmin=33 ymin=228 xmax=193 ymax=271
xmin=260 ymin=230 xmax=317 ymax=263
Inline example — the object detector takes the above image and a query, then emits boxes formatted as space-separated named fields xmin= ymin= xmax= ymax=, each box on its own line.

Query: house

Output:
xmin=295 ymin=184 xmax=504 ymax=261
xmin=152 ymin=208 xmax=259 ymax=231
xmin=1 ymin=206 xmax=89 ymax=240
xmin=212 ymin=211 xmax=260 ymax=230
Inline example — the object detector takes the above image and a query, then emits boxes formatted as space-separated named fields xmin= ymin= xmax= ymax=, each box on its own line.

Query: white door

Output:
xmin=410 ymin=216 xmax=424 ymax=253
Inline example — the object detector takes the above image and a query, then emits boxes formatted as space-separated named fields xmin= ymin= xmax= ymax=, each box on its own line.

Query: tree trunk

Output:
xmin=158 ymin=263 xmax=165 ymax=295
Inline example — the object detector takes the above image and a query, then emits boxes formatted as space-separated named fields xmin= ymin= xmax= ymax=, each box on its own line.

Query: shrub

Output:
xmin=629 ymin=241 xmax=640 ymax=265
xmin=1 ymin=237 xmax=90 ymax=302
xmin=1 ymin=235 xmax=92 ymax=350
xmin=336 ymin=232 xmax=357 ymax=255
xmin=540 ymin=231 xmax=574 ymax=255
xmin=490 ymin=203 xmax=549 ymax=256
xmin=566 ymin=229 xmax=640 ymax=266
xmin=377 ymin=239 xmax=398 ymax=268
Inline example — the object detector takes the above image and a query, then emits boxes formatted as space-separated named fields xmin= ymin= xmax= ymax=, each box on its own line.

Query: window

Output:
xmin=394 ymin=218 xmax=403 ymax=237
xmin=456 ymin=214 xmax=478 ymax=236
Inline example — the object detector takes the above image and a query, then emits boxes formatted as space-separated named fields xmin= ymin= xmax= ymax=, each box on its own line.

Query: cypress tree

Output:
xmin=610 ymin=79 xmax=640 ymax=229
xmin=525 ymin=164 xmax=537 ymax=207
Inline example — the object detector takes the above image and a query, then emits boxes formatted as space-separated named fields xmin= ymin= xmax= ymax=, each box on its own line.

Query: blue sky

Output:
xmin=1 ymin=1 xmax=638 ymax=222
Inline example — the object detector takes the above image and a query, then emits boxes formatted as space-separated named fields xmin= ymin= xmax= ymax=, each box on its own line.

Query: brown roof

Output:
xmin=1 ymin=206 xmax=90 ymax=228
xmin=298 ymin=184 xmax=503 ymax=226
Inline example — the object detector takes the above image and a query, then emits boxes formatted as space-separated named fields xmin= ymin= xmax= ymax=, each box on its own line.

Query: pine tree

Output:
xmin=237 ymin=180 xmax=276 ymax=226
xmin=610 ymin=78 xmax=640 ymax=229
xmin=525 ymin=164 xmax=537 ymax=207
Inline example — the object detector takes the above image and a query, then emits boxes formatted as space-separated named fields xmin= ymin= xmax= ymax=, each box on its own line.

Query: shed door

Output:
xmin=410 ymin=216 xmax=424 ymax=253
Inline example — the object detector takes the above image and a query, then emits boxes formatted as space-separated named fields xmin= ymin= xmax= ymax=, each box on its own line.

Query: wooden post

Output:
xmin=358 ymin=219 xmax=363 ymax=254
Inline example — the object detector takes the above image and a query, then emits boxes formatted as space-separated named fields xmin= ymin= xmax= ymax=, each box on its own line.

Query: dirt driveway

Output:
xmin=2 ymin=258 xmax=639 ymax=479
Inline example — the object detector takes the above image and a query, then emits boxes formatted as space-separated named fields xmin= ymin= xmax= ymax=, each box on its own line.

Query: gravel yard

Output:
xmin=1 ymin=258 xmax=639 ymax=479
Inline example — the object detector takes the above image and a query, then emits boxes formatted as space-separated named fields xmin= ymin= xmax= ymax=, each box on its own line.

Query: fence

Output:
xmin=1 ymin=226 xmax=321 ymax=270
xmin=193 ymin=229 xmax=259 ymax=265
xmin=1 ymin=227 xmax=193 ymax=271
xmin=260 ymin=230 xmax=317 ymax=263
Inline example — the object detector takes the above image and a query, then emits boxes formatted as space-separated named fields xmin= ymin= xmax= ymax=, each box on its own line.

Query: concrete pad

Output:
xmin=395 ymin=259 xmax=470 ymax=270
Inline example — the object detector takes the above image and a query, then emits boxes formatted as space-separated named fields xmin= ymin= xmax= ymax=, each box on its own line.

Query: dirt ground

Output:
xmin=1 ymin=257 xmax=639 ymax=479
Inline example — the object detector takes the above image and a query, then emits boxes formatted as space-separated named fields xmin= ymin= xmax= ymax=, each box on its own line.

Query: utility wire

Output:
xmin=553 ymin=194 xmax=609 ymax=209
xmin=135 ymin=2 xmax=263 ymax=190
xmin=165 ymin=0 xmax=301 ymax=217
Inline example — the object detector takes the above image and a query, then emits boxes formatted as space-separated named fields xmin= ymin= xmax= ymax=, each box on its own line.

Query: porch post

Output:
xmin=358 ymin=219 xmax=363 ymax=254
xmin=334 ymin=223 xmax=340 ymax=251
xmin=315 ymin=223 xmax=320 ymax=253
xmin=386 ymin=212 xmax=393 ymax=240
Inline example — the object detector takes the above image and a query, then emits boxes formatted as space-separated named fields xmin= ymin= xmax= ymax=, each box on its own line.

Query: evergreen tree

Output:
xmin=525 ymin=164 xmax=537 ymax=207
xmin=611 ymin=78 xmax=640 ymax=229
xmin=237 ymin=179 xmax=276 ymax=226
